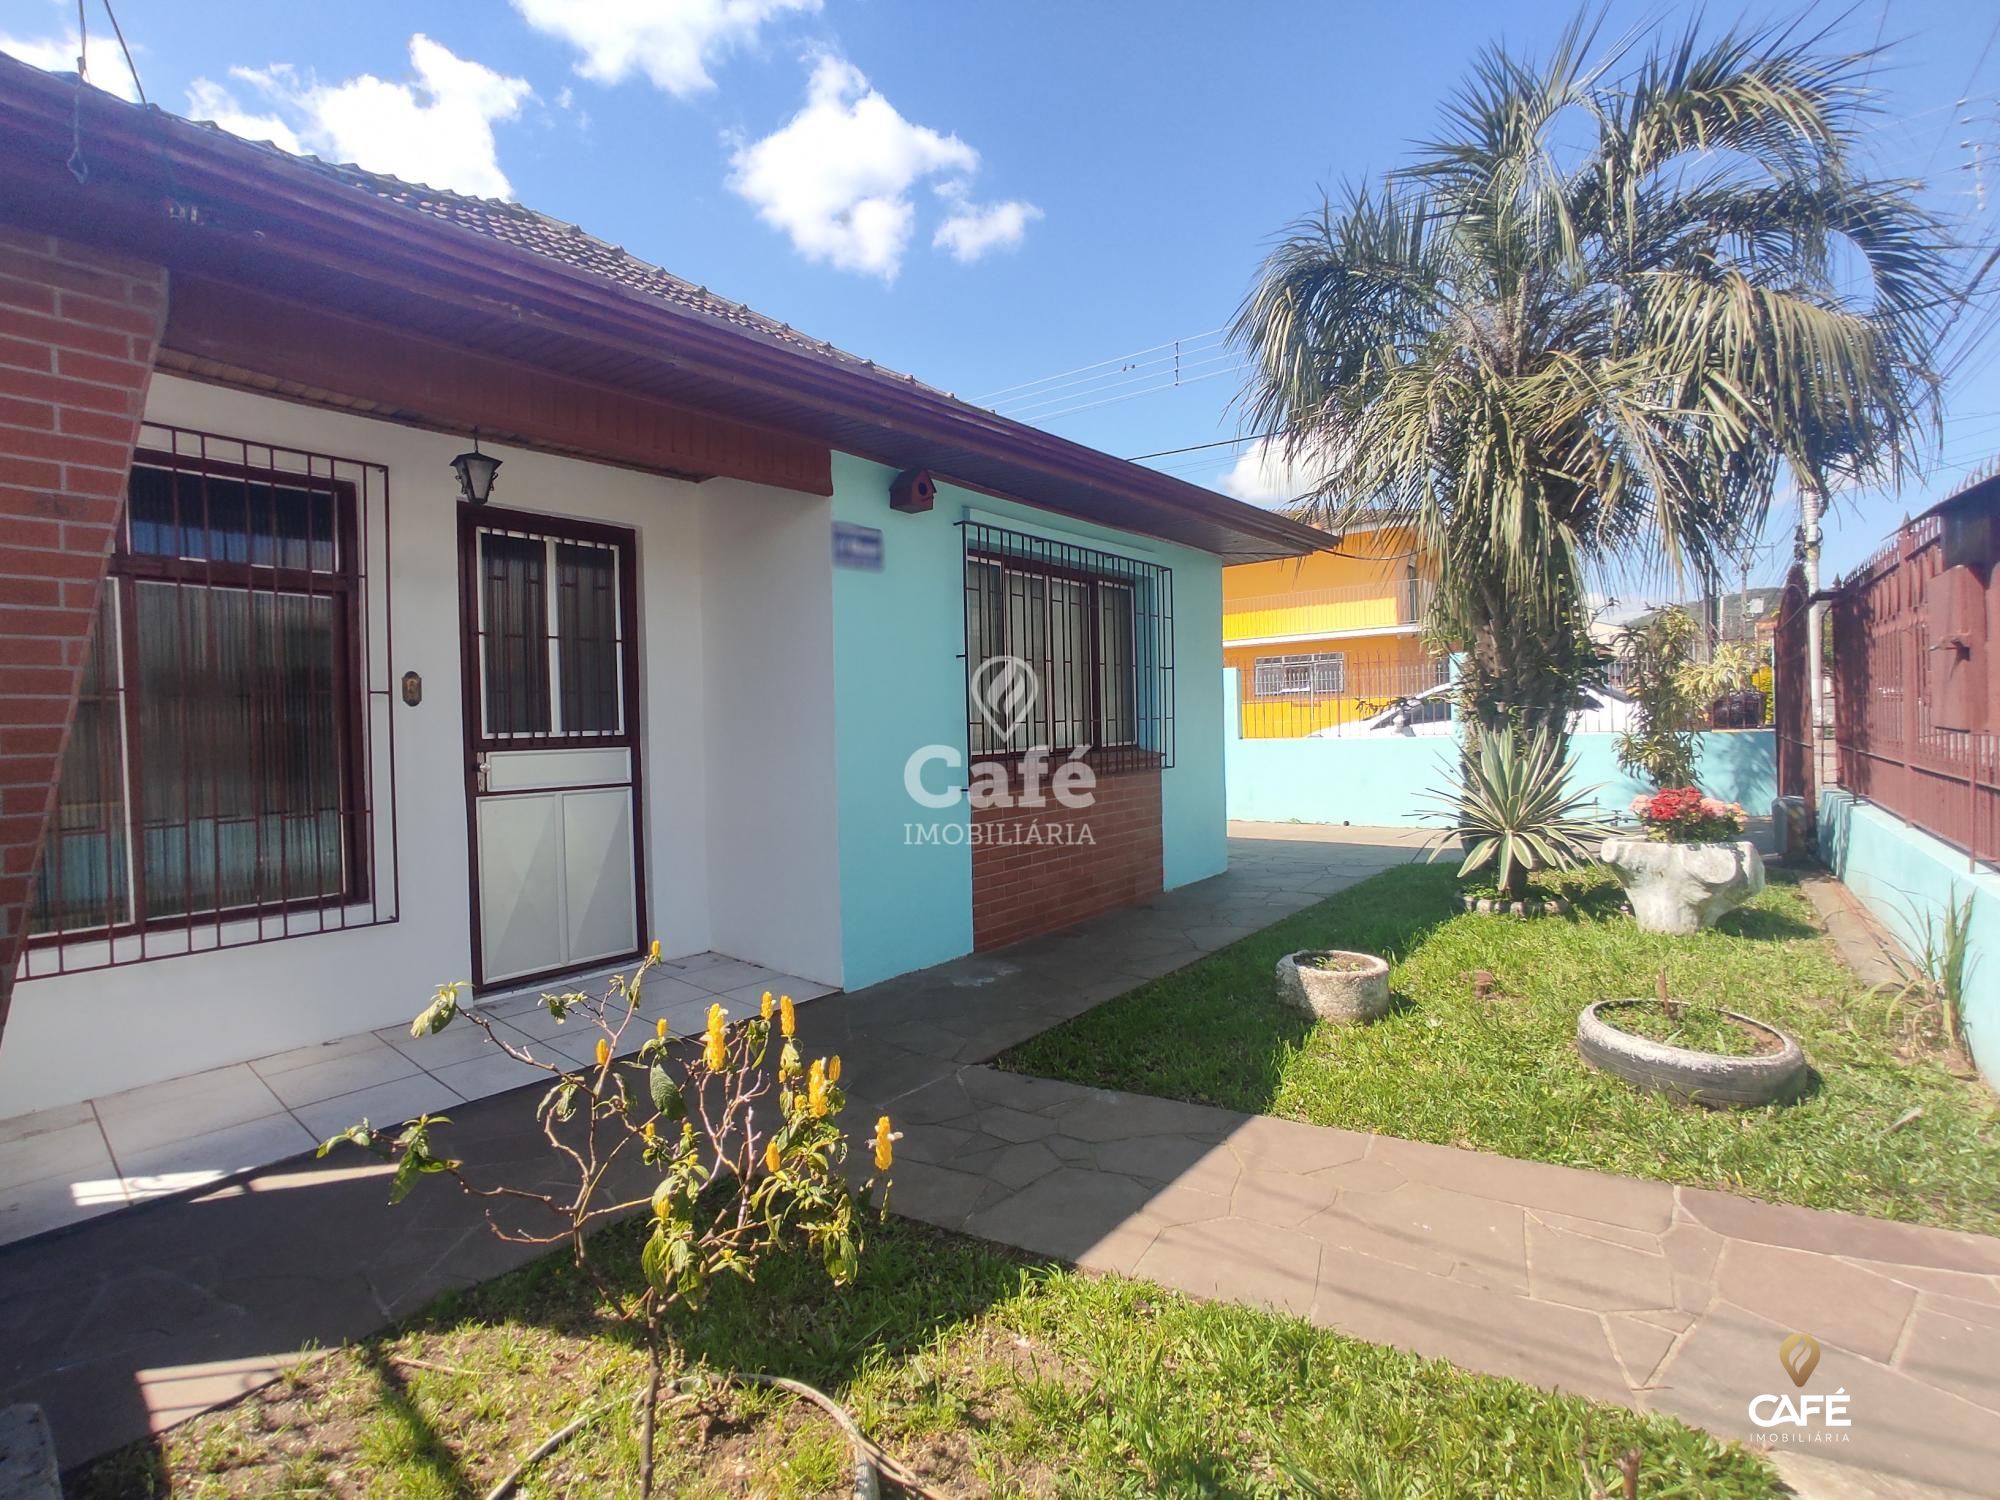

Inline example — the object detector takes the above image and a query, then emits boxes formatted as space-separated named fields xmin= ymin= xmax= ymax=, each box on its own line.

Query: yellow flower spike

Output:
xmin=828 ymin=1055 xmax=842 ymax=1084
xmin=764 ymin=1138 xmax=782 ymax=1174
xmin=655 ymin=1017 xmax=669 ymax=1042
xmin=643 ymin=1120 xmax=658 ymax=1143
xmin=760 ymin=990 xmax=774 ymax=1022
xmin=807 ymin=1058 xmax=829 ymax=1118
xmin=649 ymin=939 xmax=661 ymax=962
xmin=703 ymin=1003 xmax=728 ymax=1072
xmin=779 ymin=994 xmax=796 ymax=1038
xmin=595 ymin=1037 xmax=611 ymax=1068
xmin=873 ymin=1115 xmax=897 ymax=1172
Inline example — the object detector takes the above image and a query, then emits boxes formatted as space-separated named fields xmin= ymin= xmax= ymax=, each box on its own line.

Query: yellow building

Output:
xmin=1222 ymin=527 xmax=1446 ymax=737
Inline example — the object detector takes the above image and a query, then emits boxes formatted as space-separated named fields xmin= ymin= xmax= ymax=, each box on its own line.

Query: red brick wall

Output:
xmin=0 ymin=231 xmax=166 ymax=1019
xmin=971 ymin=764 xmax=1163 ymax=950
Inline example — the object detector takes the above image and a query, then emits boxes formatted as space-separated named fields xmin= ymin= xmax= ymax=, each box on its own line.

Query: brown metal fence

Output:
xmin=1829 ymin=514 xmax=2000 ymax=868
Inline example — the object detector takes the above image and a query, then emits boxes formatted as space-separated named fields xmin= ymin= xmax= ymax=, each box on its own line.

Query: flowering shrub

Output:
xmin=319 ymin=951 xmax=894 ymax=1495
xmin=1631 ymin=786 xmax=1746 ymax=843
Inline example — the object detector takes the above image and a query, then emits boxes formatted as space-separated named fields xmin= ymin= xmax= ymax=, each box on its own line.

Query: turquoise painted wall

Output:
xmin=830 ymin=454 xmax=972 ymax=989
xmin=1162 ymin=551 xmax=1227 ymax=890
xmin=829 ymin=454 xmax=1229 ymax=989
xmin=1222 ymin=669 xmax=1778 ymax=825
xmin=1817 ymin=790 xmax=1999 ymax=1086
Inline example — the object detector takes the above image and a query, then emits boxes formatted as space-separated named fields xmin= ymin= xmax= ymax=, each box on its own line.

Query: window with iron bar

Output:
xmin=961 ymin=522 xmax=1174 ymax=772
xmin=22 ymin=425 xmax=398 ymax=978
xmin=1253 ymin=651 xmax=1346 ymax=697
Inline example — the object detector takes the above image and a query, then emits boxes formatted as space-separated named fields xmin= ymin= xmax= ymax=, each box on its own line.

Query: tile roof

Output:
xmin=190 ymin=121 xmax=955 ymax=400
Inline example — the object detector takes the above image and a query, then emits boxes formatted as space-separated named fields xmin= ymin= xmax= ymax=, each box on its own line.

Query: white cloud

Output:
xmin=1217 ymin=436 xmax=1332 ymax=507
xmin=186 ymin=77 xmax=303 ymax=154
xmin=933 ymin=193 xmax=1042 ymax=263
xmin=729 ymin=56 xmax=1037 ymax=279
xmin=1 ymin=30 xmax=141 ymax=101
xmin=514 ymin=0 xmax=818 ymax=98
xmin=189 ymin=35 xmax=531 ymax=199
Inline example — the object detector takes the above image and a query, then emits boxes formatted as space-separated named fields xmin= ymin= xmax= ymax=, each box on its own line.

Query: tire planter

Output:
xmin=1276 ymin=950 xmax=1391 ymax=1024
xmin=1577 ymin=1000 xmax=1807 ymax=1108
xmin=1459 ymin=894 xmax=1571 ymax=917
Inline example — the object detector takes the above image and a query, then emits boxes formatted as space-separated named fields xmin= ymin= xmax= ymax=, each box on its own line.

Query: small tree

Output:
xmin=320 ymin=951 xmax=897 ymax=1495
xmin=1614 ymin=606 xmax=1758 ymax=787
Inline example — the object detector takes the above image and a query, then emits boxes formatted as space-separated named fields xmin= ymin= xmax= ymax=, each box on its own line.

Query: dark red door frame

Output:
xmin=456 ymin=502 xmax=647 ymax=994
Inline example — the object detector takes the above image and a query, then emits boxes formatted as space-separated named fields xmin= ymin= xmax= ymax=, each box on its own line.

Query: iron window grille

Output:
xmin=20 ymin=423 xmax=398 ymax=979
xmin=1253 ymin=651 xmax=1347 ymax=697
xmin=466 ymin=512 xmax=633 ymax=748
xmin=961 ymin=522 xmax=1174 ymax=773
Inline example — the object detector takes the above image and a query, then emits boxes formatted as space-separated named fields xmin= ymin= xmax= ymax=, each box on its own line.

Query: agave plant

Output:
xmin=1420 ymin=729 xmax=1616 ymax=899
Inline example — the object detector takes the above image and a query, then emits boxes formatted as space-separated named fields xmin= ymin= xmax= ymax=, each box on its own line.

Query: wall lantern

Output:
xmin=451 ymin=433 xmax=502 ymax=506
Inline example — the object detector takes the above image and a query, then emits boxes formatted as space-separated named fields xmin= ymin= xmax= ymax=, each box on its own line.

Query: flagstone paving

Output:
xmin=2 ymin=825 xmax=1993 ymax=1498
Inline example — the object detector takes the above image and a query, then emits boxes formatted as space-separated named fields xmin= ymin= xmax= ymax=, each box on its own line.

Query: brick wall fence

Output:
xmin=0 ymin=231 xmax=166 ymax=1024
xmin=971 ymin=764 xmax=1164 ymax=951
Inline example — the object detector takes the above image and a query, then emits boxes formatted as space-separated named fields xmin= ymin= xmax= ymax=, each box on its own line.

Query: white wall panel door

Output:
xmin=476 ymin=793 xmax=567 ymax=983
xmin=562 ymin=788 xmax=637 ymax=965
xmin=460 ymin=506 xmax=646 ymax=990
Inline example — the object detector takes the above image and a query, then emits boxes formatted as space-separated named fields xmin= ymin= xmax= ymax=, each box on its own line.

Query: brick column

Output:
xmin=0 ymin=230 xmax=166 ymax=1025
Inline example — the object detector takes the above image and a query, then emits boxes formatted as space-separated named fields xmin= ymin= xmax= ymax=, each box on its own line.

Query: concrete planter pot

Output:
xmin=1578 ymin=1000 xmax=1807 ymax=1108
xmin=1599 ymin=837 xmax=1764 ymax=935
xmin=1275 ymin=949 xmax=1391 ymax=1024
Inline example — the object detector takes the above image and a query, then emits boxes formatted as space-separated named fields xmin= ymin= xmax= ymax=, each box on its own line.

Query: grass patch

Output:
xmin=1000 ymin=864 xmax=2000 ymax=1234
xmin=74 ymin=1214 xmax=1779 ymax=1498
xmin=1598 ymin=1000 xmax=1778 ymax=1056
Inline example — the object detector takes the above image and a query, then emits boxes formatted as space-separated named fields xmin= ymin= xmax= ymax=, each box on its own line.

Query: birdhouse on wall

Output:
xmin=889 ymin=468 xmax=936 ymax=514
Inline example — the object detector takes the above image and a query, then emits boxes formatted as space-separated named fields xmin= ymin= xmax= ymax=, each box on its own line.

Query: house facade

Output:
xmin=0 ymin=61 xmax=1325 ymax=1115
xmin=1222 ymin=527 xmax=1445 ymax=737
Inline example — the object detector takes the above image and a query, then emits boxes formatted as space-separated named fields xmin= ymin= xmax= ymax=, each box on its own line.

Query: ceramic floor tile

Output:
xmin=117 ymin=1113 xmax=318 ymax=1203
xmin=678 ymin=959 xmax=782 ymax=995
xmin=254 ymin=1040 xmax=419 ymax=1109
xmin=252 ymin=1030 xmax=406 ymax=1079
xmin=95 ymin=1066 xmax=286 ymax=1159
xmin=0 ymin=1099 xmax=95 ymax=1148
xmin=379 ymin=1017 xmax=537 ymax=1070
xmin=0 ymin=1170 xmax=129 ymax=1244
xmin=290 ymin=1074 xmax=465 ymax=1141
xmin=427 ymin=1048 xmax=578 ymax=1106
xmin=717 ymin=976 xmax=836 ymax=1009
xmin=0 ymin=1111 xmax=112 ymax=1191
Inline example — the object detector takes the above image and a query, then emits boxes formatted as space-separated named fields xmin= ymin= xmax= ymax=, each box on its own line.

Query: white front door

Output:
xmin=459 ymin=506 xmax=644 ymax=989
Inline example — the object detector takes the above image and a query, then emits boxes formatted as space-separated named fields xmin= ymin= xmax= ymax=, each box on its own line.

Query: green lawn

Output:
xmin=77 ymin=1214 xmax=1779 ymax=1498
xmin=1001 ymin=864 xmax=2000 ymax=1235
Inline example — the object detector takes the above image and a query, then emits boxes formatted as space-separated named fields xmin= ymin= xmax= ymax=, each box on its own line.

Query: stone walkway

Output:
xmin=3 ymin=825 xmax=1994 ymax=1498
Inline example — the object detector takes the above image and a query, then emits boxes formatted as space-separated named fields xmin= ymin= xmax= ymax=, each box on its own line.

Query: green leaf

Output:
xmin=649 ymin=1064 xmax=684 ymax=1121
xmin=410 ymin=984 xmax=462 ymax=1038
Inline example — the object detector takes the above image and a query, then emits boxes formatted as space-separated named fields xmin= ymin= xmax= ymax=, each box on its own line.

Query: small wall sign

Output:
xmin=833 ymin=521 xmax=884 ymax=571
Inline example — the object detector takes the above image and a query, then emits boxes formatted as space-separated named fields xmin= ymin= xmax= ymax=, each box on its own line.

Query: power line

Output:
xmin=972 ymin=325 xmax=1227 ymax=406
xmin=1127 ymin=430 xmax=1289 ymax=462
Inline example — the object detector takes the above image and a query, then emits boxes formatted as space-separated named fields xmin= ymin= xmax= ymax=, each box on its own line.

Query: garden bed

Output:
xmin=999 ymin=865 xmax=2000 ymax=1234
xmin=74 ymin=1215 xmax=1779 ymax=1498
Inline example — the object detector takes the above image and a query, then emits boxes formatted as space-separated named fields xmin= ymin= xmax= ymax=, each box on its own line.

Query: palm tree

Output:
xmin=1235 ymin=14 xmax=1962 ymax=744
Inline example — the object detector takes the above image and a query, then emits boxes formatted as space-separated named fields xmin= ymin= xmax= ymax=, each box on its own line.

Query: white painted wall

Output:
xmin=0 ymin=376 xmax=840 ymax=1114
xmin=699 ymin=481 xmax=843 ymax=986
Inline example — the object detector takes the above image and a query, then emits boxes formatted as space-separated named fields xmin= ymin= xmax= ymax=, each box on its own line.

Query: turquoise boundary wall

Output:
xmin=1222 ymin=668 xmax=1778 ymax=825
xmin=1818 ymin=790 xmax=1998 ymax=1085
xmin=830 ymin=454 xmax=1227 ymax=991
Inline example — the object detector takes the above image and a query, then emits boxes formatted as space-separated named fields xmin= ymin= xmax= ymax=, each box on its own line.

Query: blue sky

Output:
xmin=4 ymin=0 xmax=1997 ymax=603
